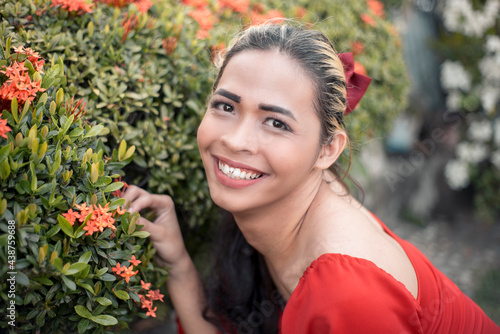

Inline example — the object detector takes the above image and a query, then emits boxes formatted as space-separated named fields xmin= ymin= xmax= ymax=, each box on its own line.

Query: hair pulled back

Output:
xmin=203 ymin=23 xmax=351 ymax=334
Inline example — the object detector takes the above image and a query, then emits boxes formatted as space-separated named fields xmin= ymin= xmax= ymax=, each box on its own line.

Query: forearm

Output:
xmin=166 ymin=254 xmax=219 ymax=334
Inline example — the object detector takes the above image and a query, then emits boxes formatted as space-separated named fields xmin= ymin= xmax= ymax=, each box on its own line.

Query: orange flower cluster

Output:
xmin=351 ymin=41 xmax=365 ymax=56
xmin=188 ymin=7 xmax=218 ymax=39
xmin=367 ymin=0 xmax=385 ymax=18
xmin=50 ymin=0 xmax=93 ymax=13
xmin=137 ymin=279 xmax=164 ymax=318
xmin=112 ymin=260 xmax=139 ymax=283
xmin=0 ymin=113 xmax=12 ymax=139
xmin=162 ymin=37 xmax=178 ymax=56
xmin=354 ymin=61 xmax=368 ymax=76
xmin=218 ymin=0 xmax=249 ymax=13
xmin=0 ymin=59 xmax=46 ymax=107
xmin=121 ymin=12 xmax=139 ymax=43
xmin=362 ymin=0 xmax=385 ymax=26
xmin=361 ymin=13 xmax=376 ymax=27
xmin=13 ymin=46 xmax=45 ymax=73
xmin=111 ymin=176 xmax=129 ymax=198
xmin=111 ymin=256 xmax=164 ymax=317
xmin=99 ymin=0 xmax=152 ymax=13
xmin=62 ymin=202 xmax=125 ymax=236
xmin=249 ymin=8 xmax=285 ymax=26
xmin=65 ymin=96 xmax=87 ymax=118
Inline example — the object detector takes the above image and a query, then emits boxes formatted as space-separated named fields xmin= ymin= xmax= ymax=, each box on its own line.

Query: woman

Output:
xmin=124 ymin=24 xmax=499 ymax=333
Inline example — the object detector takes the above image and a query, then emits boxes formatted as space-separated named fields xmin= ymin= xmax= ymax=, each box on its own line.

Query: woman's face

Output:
xmin=197 ymin=49 xmax=325 ymax=214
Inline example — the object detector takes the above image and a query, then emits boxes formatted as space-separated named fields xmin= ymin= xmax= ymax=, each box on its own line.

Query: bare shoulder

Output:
xmin=310 ymin=205 xmax=419 ymax=299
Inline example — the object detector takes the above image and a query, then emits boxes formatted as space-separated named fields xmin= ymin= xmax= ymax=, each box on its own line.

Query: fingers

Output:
xmin=137 ymin=217 xmax=166 ymax=241
xmin=123 ymin=185 xmax=174 ymax=215
xmin=122 ymin=185 xmax=148 ymax=206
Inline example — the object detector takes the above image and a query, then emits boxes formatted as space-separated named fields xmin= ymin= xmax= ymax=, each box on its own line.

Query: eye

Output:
xmin=210 ymin=100 xmax=234 ymax=113
xmin=264 ymin=118 xmax=291 ymax=131
xmin=221 ymin=103 xmax=233 ymax=112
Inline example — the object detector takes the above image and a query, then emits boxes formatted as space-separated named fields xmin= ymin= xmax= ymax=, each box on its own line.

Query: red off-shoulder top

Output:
xmin=179 ymin=215 xmax=500 ymax=333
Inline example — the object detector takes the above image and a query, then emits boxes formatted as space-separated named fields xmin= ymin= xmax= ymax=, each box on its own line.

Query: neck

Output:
xmin=233 ymin=175 xmax=328 ymax=265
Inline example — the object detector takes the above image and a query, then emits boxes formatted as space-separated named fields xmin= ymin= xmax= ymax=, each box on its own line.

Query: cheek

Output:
xmin=197 ymin=114 xmax=214 ymax=151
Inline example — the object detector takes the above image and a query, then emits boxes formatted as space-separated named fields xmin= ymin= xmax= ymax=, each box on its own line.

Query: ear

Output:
xmin=314 ymin=131 xmax=347 ymax=170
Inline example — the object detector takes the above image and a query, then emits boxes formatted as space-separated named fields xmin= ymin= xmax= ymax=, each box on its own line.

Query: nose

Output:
xmin=220 ymin=118 xmax=259 ymax=154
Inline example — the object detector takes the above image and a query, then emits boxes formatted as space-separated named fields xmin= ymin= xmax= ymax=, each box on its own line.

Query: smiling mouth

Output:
xmin=218 ymin=160 xmax=263 ymax=180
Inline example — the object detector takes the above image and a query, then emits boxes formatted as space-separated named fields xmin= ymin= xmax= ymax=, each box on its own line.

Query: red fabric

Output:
xmin=338 ymin=52 xmax=372 ymax=114
xmin=177 ymin=215 xmax=500 ymax=334
xmin=280 ymin=215 xmax=500 ymax=334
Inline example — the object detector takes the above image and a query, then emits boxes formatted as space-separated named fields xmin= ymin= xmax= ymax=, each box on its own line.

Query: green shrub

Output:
xmin=0 ymin=43 xmax=166 ymax=333
xmin=1 ymin=0 xmax=408 ymax=230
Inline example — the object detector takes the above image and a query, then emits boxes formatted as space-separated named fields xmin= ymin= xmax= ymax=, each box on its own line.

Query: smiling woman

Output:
xmin=123 ymin=23 xmax=500 ymax=334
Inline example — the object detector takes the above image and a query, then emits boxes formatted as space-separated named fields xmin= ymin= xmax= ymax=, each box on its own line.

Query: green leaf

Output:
xmin=16 ymin=272 xmax=30 ymax=286
xmin=113 ymin=290 xmax=129 ymax=300
xmin=131 ymin=231 xmax=150 ymax=238
xmin=90 ymin=315 xmax=118 ymax=326
xmin=93 ymin=176 xmax=112 ymax=187
xmin=78 ymin=251 xmax=92 ymax=264
xmin=102 ymin=182 xmax=123 ymax=193
xmin=74 ymin=213 xmax=91 ymax=239
xmin=78 ymin=319 xmax=91 ymax=334
xmin=11 ymin=98 xmax=18 ymax=123
xmin=96 ymin=297 xmax=112 ymax=306
xmin=57 ymin=215 xmax=74 ymax=238
xmin=46 ymin=225 xmax=61 ymax=239
xmin=77 ymin=281 xmax=94 ymax=294
xmin=0 ymin=145 xmax=12 ymax=164
xmin=68 ymin=127 xmax=84 ymax=138
xmin=117 ymin=140 xmax=126 ymax=161
xmin=74 ymin=305 xmax=92 ymax=319
xmin=33 ymin=277 xmax=54 ymax=286
xmin=24 ymin=59 xmax=36 ymax=76
xmin=99 ymin=273 xmax=116 ymax=281
xmin=65 ymin=262 xmax=89 ymax=276
xmin=53 ymin=257 xmax=63 ymax=272
xmin=41 ymin=64 xmax=60 ymax=89
xmin=83 ymin=124 xmax=105 ymax=139
xmin=108 ymin=250 xmax=129 ymax=259
xmin=108 ymin=198 xmax=126 ymax=211
xmin=61 ymin=275 xmax=76 ymax=290
xmin=57 ymin=114 xmax=74 ymax=140
xmin=127 ymin=213 xmax=138 ymax=234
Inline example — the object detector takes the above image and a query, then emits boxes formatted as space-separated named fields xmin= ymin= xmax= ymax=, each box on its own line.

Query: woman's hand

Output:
xmin=122 ymin=185 xmax=188 ymax=276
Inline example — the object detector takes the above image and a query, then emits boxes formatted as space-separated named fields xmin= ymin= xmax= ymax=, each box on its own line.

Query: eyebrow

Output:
xmin=258 ymin=104 xmax=296 ymax=121
xmin=214 ymin=89 xmax=241 ymax=103
xmin=214 ymin=88 xmax=296 ymax=121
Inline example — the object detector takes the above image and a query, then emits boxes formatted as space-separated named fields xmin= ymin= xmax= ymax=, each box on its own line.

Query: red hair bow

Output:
xmin=338 ymin=52 xmax=372 ymax=114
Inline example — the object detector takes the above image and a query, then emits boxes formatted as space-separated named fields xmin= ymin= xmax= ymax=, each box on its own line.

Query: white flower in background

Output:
xmin=494 ymin=118 xmax=500 ymax=146
xmin=479 ymin=56 xmax=500 ymax=83
xmin=492 ymin=150 xmax=500 ymax=169
xmin=443 ymin=0 xmax=500 ymax=37
xmin=445 ymin=159 xmax=470 ymax=189
xmin=468 ymin=119 xmax=493 ymax=142
xmin=456 ymin=141 xmax=489 ymax=163
xmin=479 ymin=85 xmax=500 ymax=114
xmin=441 ymin=61 xmax=472 ymax=91
xmin=446 ymin=91 xmax=462 ymax=110
xmin=485 ymin=35 xmax=500 ymax=55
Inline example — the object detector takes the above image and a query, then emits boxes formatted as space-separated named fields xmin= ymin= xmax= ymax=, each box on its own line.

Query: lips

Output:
xmin=212 ymin=155 xmax=266 ymax=189
xmin=218 ymin=160 xmax=263 ymax=180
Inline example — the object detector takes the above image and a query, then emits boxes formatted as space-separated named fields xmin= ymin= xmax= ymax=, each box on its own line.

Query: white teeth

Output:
xmin=233 ymin=168 xmax=241 ymax=178
xmin=218 ymin=160 xmax=262 ymax=180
